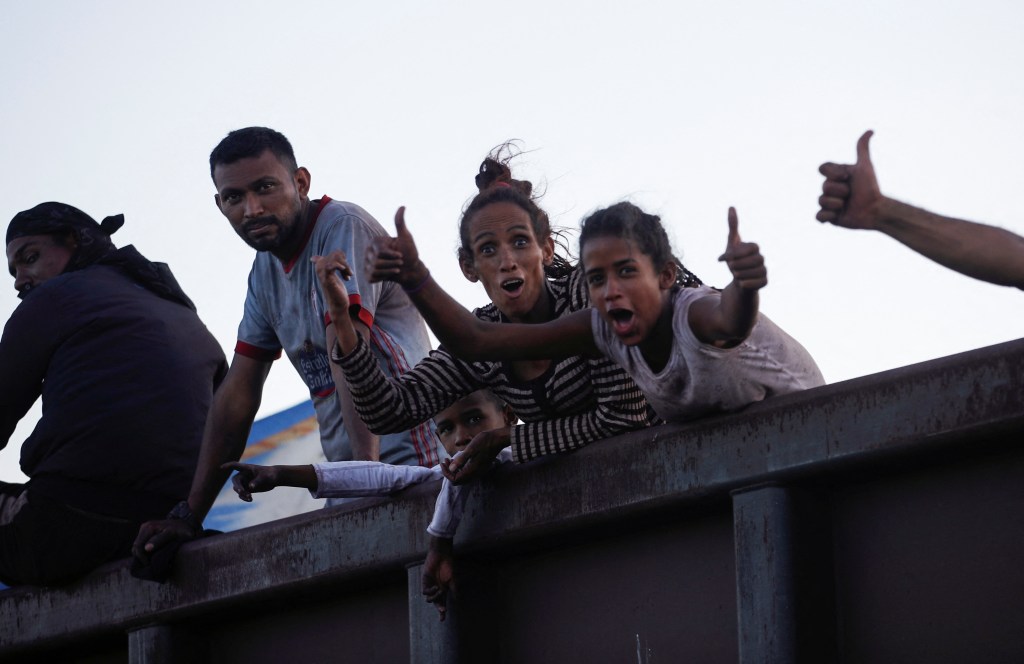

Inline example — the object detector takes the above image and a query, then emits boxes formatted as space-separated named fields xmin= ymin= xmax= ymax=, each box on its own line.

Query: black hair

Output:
xmin=579 ymin=202 xmax=703 ymax=288
xmin=458 ymin=143 xmax=574 ymax=279
xmin=209 ymin=127 xmax=298 ymax=180
xmin=475 ymin=389 xmax=518 ymax=426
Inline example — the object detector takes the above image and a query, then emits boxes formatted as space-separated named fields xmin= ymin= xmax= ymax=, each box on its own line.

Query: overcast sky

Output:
xmin=2 ymin=1 xmax=1022 ymax=481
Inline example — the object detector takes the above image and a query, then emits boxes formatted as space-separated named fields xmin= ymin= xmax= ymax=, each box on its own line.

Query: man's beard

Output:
xmin=239 ymin=214 xmax=297 ymax=252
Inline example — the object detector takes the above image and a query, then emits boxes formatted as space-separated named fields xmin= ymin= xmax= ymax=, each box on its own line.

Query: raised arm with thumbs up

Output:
xmin=818 ymin=130 xmax=1024 ymax=289
xmin=689 ymin=207 xmax=766 ymax=346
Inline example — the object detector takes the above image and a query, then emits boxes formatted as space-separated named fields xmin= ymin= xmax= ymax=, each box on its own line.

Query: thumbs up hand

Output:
xmin=817 ymin=130 xmax=883 ymax=229
xmin=718 ymin=207 xmax=767 ymax=291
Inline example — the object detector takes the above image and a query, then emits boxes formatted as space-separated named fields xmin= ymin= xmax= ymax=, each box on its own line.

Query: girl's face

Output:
xmin=582 ymin=235 xmax=676 ymax=346
xmin=461 ymin=201 xmax=554 ymax=323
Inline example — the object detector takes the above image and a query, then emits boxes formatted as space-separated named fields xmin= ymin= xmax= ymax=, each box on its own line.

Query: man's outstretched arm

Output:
xmin=818 ymin=130 xmax=1024 ymax=290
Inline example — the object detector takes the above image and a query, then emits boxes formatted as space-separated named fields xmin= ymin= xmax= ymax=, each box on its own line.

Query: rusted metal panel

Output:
xmin=0 ymin=338 xmax=1020 ymax=662
xmin=832 ymin=449 xmax=1024 ymax=663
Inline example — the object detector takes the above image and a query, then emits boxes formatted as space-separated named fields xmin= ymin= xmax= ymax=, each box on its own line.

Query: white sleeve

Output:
xmin=311 ymin=461 xmax=441 ymax=498
xmin=427 ymin=447 xmax=513 ymax=538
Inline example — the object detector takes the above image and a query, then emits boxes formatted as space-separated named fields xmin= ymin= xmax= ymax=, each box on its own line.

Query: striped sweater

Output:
xmin=335 ymin=268 xmax=655 ymax=463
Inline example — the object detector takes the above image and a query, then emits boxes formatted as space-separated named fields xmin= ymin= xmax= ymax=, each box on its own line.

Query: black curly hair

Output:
xmin=579 ymin=202 xmax=702 ymax=288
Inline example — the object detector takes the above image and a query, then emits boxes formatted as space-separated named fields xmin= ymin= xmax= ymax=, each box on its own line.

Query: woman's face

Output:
xmin=461 ymin=201 xmax=554 ymax=323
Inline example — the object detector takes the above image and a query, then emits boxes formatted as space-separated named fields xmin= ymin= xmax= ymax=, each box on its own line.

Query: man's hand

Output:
xmin=817 ymin=130 xmax=884 ymax=230
xmin=422 ymin=536 xmax=456 ymax=622
xmin=366 ymin=207 xmax=429 ymax=289
xmin=132 ymin=517 xmax=199 ymax=563
xmin=222 ymin=461 xmax=281 ymax=502
xmin=312 ymin=251 xmax=353 ymax=322
xmin=717 ymin=207 xmax=766 ymax=291
xmin=441 ymin=427 xmax=510 ymax=485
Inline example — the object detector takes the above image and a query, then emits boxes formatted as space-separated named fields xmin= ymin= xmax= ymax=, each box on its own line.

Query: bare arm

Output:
xmin=221 ymin=461 xmax=318 ymax=502
xmin=873 ymin=199 xmax=1024 ymax=289
xmin=818 ymin=130 xmax=1024 ymax=289
xmin=422 ymin=535 xmax=455 ymax=622
xmin=132 ymin=354 xmax=271 ymax=559
xmin=313 ymin=251 xmax=381 ymax=460
xmin=688 ymin=208 xmax=766 ymax=345
xmin=368 ymin=207 xmax=599 ymax=360
xmin=327 ymin=321 xmax=380 ymax=461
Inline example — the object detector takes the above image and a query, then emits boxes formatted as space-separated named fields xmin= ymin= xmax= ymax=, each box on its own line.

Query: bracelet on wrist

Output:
xmin=402 ymin=270 xmax=431 ymax=295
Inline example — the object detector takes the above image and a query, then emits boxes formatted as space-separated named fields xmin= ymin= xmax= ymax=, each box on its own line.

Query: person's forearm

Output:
xmin=715 ymin=283 xmax=760 ymax=342
xmin=407 ymin=268 xmax=597 ymax=361
xmin=877 ymin=197 xmax=1024 ymax=288
xmin=329 ymin=304 xmax=361 ymax=355
xmin=272 ymin=465 xmax=318 ymax=490
xmin=187 ymin=380 xmax=263 ymax=521
xmin=510 ymin=360 xmax=650 ymax=462
xmin=428 ymin=534 xmax=453 ymax=556
xmin=403 ymin=266 xmax=499 ymax=358
xmin=328 ymin=323 xmax=380 ymax=461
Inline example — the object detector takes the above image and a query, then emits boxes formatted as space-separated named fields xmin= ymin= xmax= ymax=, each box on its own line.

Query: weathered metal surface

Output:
xmin=831 ymin=449 xmax=1024 ymax=663
xmin=733 ymin=484 xmax=837 ymax=663
xmin=0 ymin=338 xmax=1020 ymax=662
xmin=407 ymin=562 xmax=457 ymax=664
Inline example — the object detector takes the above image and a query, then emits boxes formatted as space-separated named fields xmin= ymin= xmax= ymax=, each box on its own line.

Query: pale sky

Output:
xmin=2 ymin=1 xmax=1022 ymax=481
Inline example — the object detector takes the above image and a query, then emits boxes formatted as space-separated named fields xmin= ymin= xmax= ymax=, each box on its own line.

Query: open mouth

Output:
xmin=501 ymin=278 xmax=524 ymax=293
xmin=607 ymin=308 xmax=636 ymax=335
xmin=608 ymin=308 xmax=634 ymax=324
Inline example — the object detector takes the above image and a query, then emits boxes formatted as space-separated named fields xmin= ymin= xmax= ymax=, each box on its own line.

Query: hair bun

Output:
xmin=474 ymin=156 xmax=533 ymax=197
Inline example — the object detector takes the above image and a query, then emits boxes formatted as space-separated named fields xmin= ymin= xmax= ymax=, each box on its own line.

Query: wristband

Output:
xmin=167 ymin=500 xmax=202 ymax=533
xmin=402 ymin=271 xmax=431 ymax=295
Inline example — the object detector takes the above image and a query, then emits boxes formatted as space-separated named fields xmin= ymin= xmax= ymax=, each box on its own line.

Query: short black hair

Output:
xmin=209 ymin=127 xmax=298 ymax=180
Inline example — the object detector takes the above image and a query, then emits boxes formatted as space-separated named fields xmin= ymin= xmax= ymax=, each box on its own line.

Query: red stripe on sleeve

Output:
xmin=347 ymin=293 xmax=375 ymax=329
xmin=234 ymin=341 xmax=282 ymax=362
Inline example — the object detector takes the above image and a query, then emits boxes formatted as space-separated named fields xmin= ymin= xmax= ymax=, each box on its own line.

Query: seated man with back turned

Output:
xmin=0 ymin=203 xmax=226 ymax=586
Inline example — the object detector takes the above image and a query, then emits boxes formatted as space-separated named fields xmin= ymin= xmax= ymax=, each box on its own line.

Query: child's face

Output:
xmin=434 ymin=391 xmax=512 ymax=456
xmin=583 ymin=235 xmax=676 ymax=346
xmin=460 ymin=201 xmax=555 ymax=324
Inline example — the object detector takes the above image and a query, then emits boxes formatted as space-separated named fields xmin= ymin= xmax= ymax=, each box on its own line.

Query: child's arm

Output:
xmin=422 ymin=536 xmax=455 ymax=622
xmin=311 ymin=461 xmax=441 ymax=498
xmin=421 ymin=447 xmax=514 ymax=620
xmin=689 ymin=208 xmax=767 ymax=345
xmin=311 ymin=252 xmax=381 ymax=461
xmin=369 ymin=207 xmax=598 ymax=360
xmin=221 ymin=461 xmax=317 ymax=502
